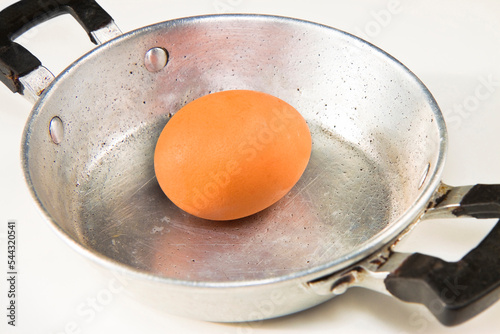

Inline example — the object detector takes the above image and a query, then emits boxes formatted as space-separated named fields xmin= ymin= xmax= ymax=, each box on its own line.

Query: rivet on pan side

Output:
xmin=418 ymin=163 xmax=431 ymax=189
xmin=49 ymin=116 xmax=64 ymax=144
xmin=144 ymin=47 xmax=169 ymax=72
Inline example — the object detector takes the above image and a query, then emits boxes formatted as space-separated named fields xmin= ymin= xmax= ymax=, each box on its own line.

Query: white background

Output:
xmin=1 ymin=0 xmax=500 ymax=333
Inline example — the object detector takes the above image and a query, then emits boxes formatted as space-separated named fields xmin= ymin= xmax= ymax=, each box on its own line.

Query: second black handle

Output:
xmin=385 ymin=184 xmax=500 ymax=326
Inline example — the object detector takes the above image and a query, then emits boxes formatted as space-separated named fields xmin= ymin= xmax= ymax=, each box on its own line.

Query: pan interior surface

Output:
xmin=78 ymin=121 xmax=391 ymax=281
xmin=23 ymin=15 xmax=444 ymax=283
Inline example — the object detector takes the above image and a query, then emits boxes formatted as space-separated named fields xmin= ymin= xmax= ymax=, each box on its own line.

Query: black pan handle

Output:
xmin=0 ymin=0 xmax=113 ymax=93
xmin=385 ymin=184 xmax=500 ymax=326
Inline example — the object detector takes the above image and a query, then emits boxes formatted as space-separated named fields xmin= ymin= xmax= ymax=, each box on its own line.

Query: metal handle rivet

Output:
xmin=418 ymin=163 xmax=431 ymax=189
xmin=49 ymin=116 xmax=64 ymax=144
xmin=144 ymin=47 xmax=169 ymax=72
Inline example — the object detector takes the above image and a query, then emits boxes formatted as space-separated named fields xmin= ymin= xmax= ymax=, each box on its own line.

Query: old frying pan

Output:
xmin=1 ymin=0 xmax=500 ymax=327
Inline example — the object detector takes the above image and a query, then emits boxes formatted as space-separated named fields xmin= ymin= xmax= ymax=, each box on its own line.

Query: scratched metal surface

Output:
xmin=76 ymin=121 xmax=391 ymax=281
xmin=22 ymin=15 xmax=442 ymax=282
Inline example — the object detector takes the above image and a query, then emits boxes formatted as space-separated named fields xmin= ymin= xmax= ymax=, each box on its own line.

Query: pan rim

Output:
xmin=20 ymin=13 xmax=447 ymax=288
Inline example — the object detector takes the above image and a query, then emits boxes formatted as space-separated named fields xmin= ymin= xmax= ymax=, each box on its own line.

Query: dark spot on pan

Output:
xmin=435 ymin=189 xmax=452 ymax=206
xmin=427 ymin=189 xmax=452 ymax=210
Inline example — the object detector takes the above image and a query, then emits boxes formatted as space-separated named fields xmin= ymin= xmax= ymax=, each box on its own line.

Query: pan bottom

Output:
xmin=75 ymin=120 xmax=393 ymax=282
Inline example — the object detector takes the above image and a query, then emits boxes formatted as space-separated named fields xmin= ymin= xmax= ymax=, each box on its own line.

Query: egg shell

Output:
xmin=154 ymin=90 xmax=312 ymax=221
